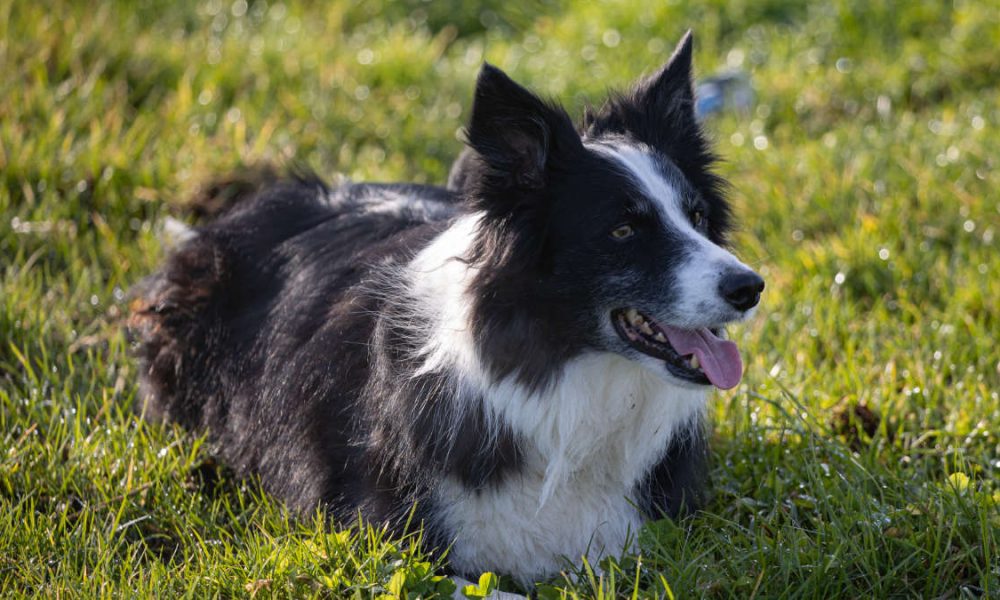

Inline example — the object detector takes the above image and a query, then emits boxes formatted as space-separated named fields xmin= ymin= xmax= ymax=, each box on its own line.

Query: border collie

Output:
xmin=129 ymin=31 xmax=763 ymax=588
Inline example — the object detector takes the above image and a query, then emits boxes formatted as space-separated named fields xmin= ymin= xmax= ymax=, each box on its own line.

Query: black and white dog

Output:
xmin=129 ymin=32 xmax=763 ymax=587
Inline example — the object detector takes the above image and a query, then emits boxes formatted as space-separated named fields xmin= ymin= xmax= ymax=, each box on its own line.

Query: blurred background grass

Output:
xmin=1 ymin=0 xmax=998 ymax=597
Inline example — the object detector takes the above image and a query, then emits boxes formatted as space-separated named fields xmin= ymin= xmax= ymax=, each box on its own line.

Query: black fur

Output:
xmin=635 ymin=428 xmax=710 ymax=518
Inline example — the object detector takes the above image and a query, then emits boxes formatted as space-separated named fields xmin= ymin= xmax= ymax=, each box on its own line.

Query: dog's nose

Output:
xmin=719 ymin=270 xmax=765 ymax=312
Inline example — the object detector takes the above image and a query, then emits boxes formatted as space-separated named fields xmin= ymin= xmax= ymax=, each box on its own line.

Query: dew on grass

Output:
xmin=876 ymin=95 xmax=891 ymax=118
xmin=727 ymin=48 xmax=745 ymax=69
xmin=249 ymin=37 xmax=264 ymax=56
xmin=801 ymin=47 xmax=821 ymax=67
xmin=211 ymin=14 xmax=228 ymax=33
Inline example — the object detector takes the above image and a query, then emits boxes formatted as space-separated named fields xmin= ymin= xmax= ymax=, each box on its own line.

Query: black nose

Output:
xmin=719 ymin=270 xmax=765 ymax=312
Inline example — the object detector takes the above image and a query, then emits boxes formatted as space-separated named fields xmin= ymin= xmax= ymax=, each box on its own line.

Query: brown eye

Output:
xmin=610 ymin=223 xmax=635 ymax=240
xmin=691 ymin=210 xmax=704 ymax=229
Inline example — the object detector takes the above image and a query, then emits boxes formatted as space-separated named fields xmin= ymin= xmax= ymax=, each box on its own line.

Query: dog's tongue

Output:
xmin=662 ymin=326 xmax=743 ymax=390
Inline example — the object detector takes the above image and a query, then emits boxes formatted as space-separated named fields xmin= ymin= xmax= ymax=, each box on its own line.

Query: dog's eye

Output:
xmin=610 ymin=223 xmax=635 ymax=240
xmin=690 ymin=210 xmax=705 ymax=229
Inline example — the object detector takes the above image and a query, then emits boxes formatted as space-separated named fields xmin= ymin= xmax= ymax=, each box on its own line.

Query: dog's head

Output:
xmin=460 ymin=32 xmax=763 ymax=392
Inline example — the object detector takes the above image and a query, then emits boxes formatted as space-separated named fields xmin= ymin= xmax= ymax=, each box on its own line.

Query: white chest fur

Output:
xmin=436 ymin=354 xmax=707 ymax=584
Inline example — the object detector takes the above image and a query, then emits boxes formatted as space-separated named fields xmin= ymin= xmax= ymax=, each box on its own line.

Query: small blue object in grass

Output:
xmin=695 ymin=71 xmax=754 ymax=120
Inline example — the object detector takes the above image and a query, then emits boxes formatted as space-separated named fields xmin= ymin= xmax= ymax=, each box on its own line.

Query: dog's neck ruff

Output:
xmin=405 ymin=214 xmax=708 ymax=582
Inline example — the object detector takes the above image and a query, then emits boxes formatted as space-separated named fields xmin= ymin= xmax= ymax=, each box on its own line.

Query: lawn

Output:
xmin=2 ymin=0 xmax=998 ymax=597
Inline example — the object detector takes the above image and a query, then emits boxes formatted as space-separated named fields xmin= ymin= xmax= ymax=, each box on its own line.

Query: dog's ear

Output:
xmin=584 ymin=31 xmax=697 ymax=140
xmin=466 ymin=63 xmax=581 ymax=191
xmin=633 ymin=30 xmax=696 ymax=119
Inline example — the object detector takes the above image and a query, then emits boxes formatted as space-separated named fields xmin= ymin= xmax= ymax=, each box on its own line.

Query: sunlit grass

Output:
xmin=2 ymin=0 xmax=998 ymax=597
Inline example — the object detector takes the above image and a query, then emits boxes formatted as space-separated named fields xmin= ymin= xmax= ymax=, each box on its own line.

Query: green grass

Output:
xmin=2 ymin=0 xmax=998 ymax=597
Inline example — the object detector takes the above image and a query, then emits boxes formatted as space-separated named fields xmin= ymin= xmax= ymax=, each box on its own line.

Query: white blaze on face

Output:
xmin=587 ymin=141 xmax=756 ymax=327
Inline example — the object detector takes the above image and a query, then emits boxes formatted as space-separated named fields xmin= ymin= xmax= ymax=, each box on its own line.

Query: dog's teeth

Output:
xmin=654 ymin=332 xmax=666 ymax=343
xmin=626 ymin=309 xmax=639 ymax=322
xmin=638 ymin=321 xmax=653 ymax=335
xmin=690 ymin=355 xmax=700 ymax=370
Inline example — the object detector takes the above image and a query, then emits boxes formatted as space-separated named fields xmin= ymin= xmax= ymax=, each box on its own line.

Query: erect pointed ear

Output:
xmin=466 ymin=63 xmax=580 ymax=190
xmin=633 ymin=30 xmax=696 ymax=117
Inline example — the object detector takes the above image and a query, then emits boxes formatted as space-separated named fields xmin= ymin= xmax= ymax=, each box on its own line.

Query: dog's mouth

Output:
xmin=611 ymin=308 xmax=743 ymax=389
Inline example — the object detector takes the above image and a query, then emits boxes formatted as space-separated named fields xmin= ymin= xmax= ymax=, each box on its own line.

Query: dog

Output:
xmin=128 ymin=31 xmax=763 ymax=588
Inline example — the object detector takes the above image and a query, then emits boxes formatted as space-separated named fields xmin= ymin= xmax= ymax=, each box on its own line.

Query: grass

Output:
xmin=2 ymin=0 xmax=998 ymax=597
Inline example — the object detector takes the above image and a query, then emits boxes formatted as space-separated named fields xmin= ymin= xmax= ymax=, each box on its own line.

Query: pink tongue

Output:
xmin=662 ymin=326 xmax=743 ymax=390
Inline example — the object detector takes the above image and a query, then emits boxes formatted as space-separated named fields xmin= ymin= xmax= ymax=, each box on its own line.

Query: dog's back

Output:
xmin=129 ymin=173 xmax=456 ymax=515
